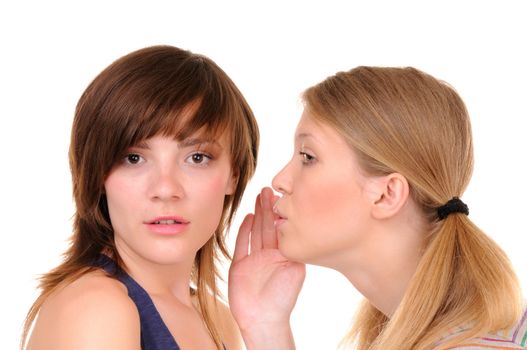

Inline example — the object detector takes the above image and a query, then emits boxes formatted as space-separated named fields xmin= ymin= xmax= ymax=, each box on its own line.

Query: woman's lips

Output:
xmin=145 ymin=216 xmax=189 ymax=235
xmin=272 ymin=205 xmax=287 ymax=228
xmin=274 ymin=217 xmax=287 ymax=229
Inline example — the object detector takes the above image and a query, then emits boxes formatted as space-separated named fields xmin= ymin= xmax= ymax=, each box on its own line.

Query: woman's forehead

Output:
xmin=295 ymin=111 xmax=345 ymax=147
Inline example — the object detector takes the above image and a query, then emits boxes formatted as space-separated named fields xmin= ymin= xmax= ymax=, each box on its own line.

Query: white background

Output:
xmin=1 ymin=1 xmax=526 ymax=349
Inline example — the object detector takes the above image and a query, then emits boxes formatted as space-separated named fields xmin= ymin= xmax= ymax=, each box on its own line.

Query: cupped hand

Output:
xmin=228 ymin=187 xmax=305 ymax=342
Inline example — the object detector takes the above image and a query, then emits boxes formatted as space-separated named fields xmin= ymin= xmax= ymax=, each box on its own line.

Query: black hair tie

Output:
xmin=437 ymin=197 xmax=469 ymax=220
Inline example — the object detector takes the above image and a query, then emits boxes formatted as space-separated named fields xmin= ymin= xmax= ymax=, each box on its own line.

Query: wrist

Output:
xmin=241 ymin=321 xmax=295 ymax=350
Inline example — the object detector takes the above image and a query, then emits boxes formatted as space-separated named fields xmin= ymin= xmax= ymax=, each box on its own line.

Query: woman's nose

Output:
xmin=149 ymin=164 xmax=185 ymax=201
xmin=272 ymin=161 xmax=293 ymax=195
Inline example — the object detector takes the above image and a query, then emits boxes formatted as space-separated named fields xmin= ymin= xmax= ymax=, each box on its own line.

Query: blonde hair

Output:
xmin=22 ymin=45 xmax=259 ymax=349
xmin=303 ymin=66 xmax=522 ymax=349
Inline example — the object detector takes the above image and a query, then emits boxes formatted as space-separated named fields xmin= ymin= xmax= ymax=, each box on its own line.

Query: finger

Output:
xmin=232 ymin=214 xmax=254 ymax=262
xmin=261 ymin=187 xmax=278 ymax=249
xmin=250 ymin=194 xmax=263 ymax=252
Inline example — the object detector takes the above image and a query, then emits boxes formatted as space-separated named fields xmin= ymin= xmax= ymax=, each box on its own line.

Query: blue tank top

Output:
xmin=94 ymin=254 xmax=181 ymax=350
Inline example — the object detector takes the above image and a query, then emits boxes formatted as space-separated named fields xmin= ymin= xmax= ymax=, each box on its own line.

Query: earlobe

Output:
xmin=225 ymin=172 xmax=238 ymax=195
xmin=371 ymin=173 xmax=409 ymax=219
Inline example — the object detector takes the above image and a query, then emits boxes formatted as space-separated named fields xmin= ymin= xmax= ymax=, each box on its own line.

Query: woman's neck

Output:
xmin=113 ymin=242 xmax=196 ymax=306
xmin=337 ymin=213 xmax=427 ymax=316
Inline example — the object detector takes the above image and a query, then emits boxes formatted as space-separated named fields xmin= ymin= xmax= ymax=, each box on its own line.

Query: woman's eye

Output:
xmin=300 ymin=151 xmax=315 ymax=164
xmin=187 ymin=152 xmax=212 ymax=165
xmin=124 ymin=153 xmax=143 ymax=165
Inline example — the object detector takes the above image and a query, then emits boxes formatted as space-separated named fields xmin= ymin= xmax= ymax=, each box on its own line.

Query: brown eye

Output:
xmin=186 ymin=152 xmax=212 ymax=165
xmin=125 ymin=153 xmax=143 ymax=164
xmin=192 ymin=154 xmax=204 ymax=163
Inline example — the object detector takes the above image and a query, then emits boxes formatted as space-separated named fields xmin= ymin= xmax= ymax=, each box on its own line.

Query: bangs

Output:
xmin=99 ymin=54 xmax=240 ymax=168
xmin=133 ymin=97 xmax=231 ymax=146
xmin=109 ymin=97 xmax=234 ymax=169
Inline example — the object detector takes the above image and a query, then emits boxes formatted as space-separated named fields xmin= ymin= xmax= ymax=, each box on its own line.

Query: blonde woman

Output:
xmin=229 ymin=67 xmax=526 ymax=349
xmin=22 ymin=45 xmax=259 ymax=350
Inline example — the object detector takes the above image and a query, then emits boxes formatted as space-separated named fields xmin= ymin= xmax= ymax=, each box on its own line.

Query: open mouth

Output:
xmin=152 ymin=219 xmax=184 ymax=225
xmin=146 ymin=217 xmax=190 ymax=235
xmin=147 ymin=216 xmax=190 ymax=225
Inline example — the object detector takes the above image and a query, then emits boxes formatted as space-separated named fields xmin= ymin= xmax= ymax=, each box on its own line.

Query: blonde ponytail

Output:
xmin=365 ymin=215 xmax=520 ymax=349
xmin=305 ymin=66 xmax=523 ymax=349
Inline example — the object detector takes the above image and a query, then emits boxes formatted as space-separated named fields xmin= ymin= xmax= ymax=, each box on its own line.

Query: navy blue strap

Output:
xmin=94 ymin=255 xmax=181 ymax=350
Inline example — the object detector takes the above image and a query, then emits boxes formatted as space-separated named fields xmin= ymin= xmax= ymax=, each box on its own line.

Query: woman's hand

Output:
xmin=228 ymin=187 xmax=305 ymax=350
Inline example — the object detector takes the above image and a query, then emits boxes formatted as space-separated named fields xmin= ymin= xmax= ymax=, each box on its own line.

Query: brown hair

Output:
xmin=303 ymin=66 xmax=522 ymax=349
xmin=22 ymin=45 xmax=259 ymax=349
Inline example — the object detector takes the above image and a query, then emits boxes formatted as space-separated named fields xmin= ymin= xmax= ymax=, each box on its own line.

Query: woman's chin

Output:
xmin=277 ymin=237 xmax=308 ymax=264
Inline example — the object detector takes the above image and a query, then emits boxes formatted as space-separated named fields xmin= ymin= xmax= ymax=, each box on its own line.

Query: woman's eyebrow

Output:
xmin=133 ymin=141 xmax=150 ymax=150
xmin=297 ymin=132 xmax=314 ymax=140
xmin=296 ymin=132 xmax=320 ymax=144
xmin=178 ymin=137 xmax=222 ymax=149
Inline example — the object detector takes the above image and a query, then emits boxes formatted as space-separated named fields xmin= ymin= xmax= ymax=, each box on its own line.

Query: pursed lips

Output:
xmin=272 ymin=204 xmax=288 ymax=228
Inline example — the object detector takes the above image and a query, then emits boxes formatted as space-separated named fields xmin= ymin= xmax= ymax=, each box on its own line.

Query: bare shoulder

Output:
xmin=27 ymin=269 xmax=140 ymax=350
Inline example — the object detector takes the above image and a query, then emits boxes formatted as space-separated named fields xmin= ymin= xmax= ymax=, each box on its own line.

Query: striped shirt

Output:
xmin=438 ymin=307 xmax=527 ymax=349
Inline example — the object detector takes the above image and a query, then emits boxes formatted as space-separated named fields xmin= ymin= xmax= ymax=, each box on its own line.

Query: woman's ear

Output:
xmin=370 ymin=173 xmax=410 ymax=219
xmin=225 ymin=170 xmax=238 ymax=195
